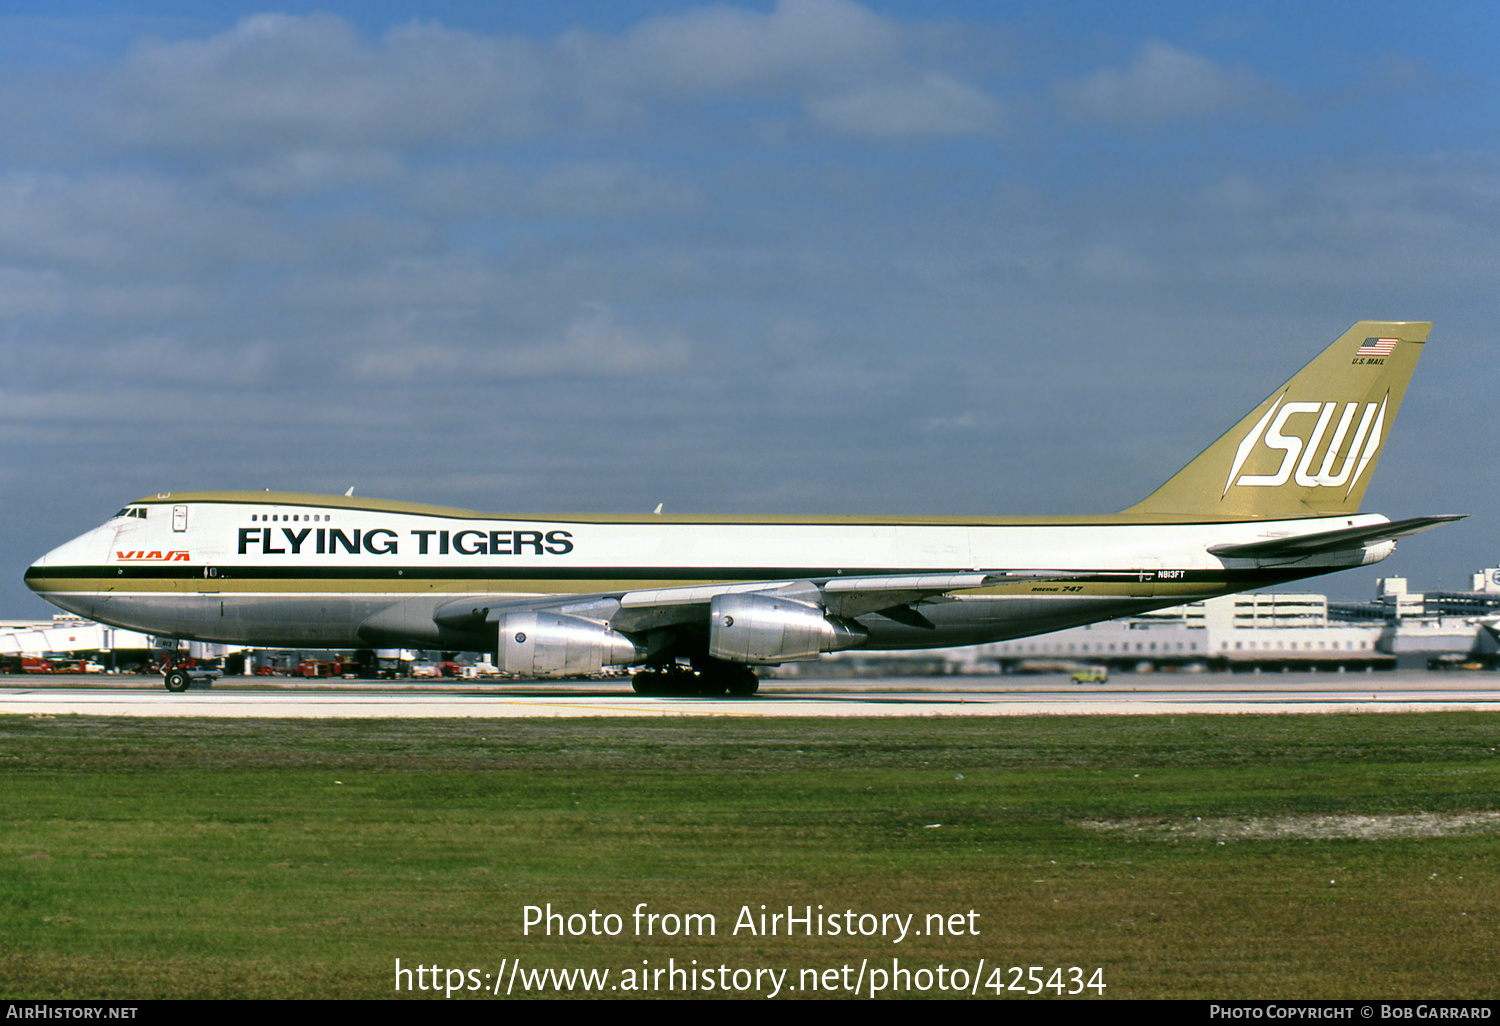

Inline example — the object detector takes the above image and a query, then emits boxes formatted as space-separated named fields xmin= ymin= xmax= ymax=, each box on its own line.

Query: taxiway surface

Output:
xmin=3 ymin=671 xmax=1499 ymax=717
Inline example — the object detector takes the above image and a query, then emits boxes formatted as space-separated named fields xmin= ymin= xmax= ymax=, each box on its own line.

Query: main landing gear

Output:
xmin=631 ymin=658 xmax=760 ymax=697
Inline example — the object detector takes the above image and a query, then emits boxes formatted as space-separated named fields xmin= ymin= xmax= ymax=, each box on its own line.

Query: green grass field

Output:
xmin=2 ymin=713 xmax=1497 ymax=999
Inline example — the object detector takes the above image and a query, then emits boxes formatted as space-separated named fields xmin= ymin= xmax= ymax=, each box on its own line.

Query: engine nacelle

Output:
xmin=708 ymin=592 xmax=867 ymax=665
xmin=494 ymin=611 xmax=645 ymax=678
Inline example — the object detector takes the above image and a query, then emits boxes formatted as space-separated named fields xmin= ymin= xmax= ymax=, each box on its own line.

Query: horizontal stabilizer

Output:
xmin=1207 ymin=514 xmax=1464 ymax=559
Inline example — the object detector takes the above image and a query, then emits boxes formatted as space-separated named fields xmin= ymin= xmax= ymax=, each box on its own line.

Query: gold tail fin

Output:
xmin=1123 ymin=321 xmax=1430 ymax=520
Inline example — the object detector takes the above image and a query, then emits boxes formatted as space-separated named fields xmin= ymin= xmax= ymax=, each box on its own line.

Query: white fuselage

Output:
xmin=27 ymin=494 xmax=1393 ymax=654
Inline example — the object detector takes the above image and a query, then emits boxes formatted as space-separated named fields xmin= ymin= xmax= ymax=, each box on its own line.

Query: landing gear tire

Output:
xmin=631 ymin=666 xmax=685 ymax=695
xmin=164 ymin=670 xmax=190 ymax=693
xmin=688 ymin=657 xmax=759 ymax=698
xmin=725 ymin=669 xmax=759 ymax=696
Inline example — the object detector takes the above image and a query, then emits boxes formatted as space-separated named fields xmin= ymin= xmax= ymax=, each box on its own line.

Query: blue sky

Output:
xmin=4 ymin=1 xmax=1498 ymax=616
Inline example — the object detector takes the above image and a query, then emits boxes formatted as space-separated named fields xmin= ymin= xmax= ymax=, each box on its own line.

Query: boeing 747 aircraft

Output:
xmin=26 ymin=321 xmax=1459 ymax=693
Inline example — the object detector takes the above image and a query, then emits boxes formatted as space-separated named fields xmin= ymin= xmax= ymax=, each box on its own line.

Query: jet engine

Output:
xmin=494 ymin=611 xmax=645 ymax=678
xmin=708 ymin=592 xmax=867 ymax=664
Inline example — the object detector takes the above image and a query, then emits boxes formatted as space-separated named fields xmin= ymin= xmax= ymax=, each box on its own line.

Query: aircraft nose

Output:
xmin=25 ymin=524 xmax=113 ymax=598
xmin=25 ymin=543 xmax=58 ymax=592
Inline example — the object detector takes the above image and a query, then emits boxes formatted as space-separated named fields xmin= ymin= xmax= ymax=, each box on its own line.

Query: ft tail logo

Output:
xmin=1224 ymin=393 xmax=1388 ymax=498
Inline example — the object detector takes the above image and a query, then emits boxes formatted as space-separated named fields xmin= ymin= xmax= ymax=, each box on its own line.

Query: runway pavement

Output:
xmin=3 ymin=671 xmax=1499 ymax=717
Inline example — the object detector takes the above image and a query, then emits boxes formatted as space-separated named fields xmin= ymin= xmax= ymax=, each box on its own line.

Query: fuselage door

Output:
xmin=1131 ymin=554 xmax=1160 ymax=597
xmin=172 ymin=505 xmax=187 ymax=532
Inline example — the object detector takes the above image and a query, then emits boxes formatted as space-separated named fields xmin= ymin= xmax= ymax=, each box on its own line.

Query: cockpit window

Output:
xmin=112 ymin=507 xmax=148 ymax=519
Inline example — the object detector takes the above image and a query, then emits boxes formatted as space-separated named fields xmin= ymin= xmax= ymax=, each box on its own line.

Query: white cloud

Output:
xmin=101 ymin=13 xmax=551 ymax=154
xmin=573 ymin=0 xmax=1004 ymax=139
xmin=808 ymin=71 xmax=1002 ymax=138
xmin=0 ymin=170 xmax=274 ymax=271
xmin=1059 ymin=40 xmax=1268 ymax=125
xmin=80 ymin=2 xmax=999 ymax=158
xmin=599 ymin=0 xmax=901 ymax=96
xmin=923 ymin=411 xmax=982 ymax=433
xmin=348 ymin=303 xmax=692 ymax=383
xmin=95 ymin=333 xmax=275 ymax=386
xmin=0 ymin=267 xmax=66 ymax=317
xmin=1071 ymin=241 xmax=1157 ymax=285
xmin=221 ymin=148 xmax=405 ymax=200
xmin=525 ymin=163 xmax=702 ymax=220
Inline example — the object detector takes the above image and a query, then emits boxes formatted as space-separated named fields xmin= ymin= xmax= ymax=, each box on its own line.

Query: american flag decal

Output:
xmin=1357 ymin=337 xmax=1398 ymax=357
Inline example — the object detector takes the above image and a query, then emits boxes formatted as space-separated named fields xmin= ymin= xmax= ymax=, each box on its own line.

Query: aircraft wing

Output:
xmin=1207 ymin=514 xmax=1464 ymax=559
xmin=430 ymin=568 xmax=1139 ymax=636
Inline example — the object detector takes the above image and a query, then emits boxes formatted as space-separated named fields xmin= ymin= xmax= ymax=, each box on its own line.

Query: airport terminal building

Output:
xmin=979 ymin=592 xmax=1387 ymax=672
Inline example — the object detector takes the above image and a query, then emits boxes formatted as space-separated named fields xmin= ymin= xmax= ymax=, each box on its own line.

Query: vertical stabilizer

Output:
xmin=1122 ymin=321 xmax=1430 ymax=520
